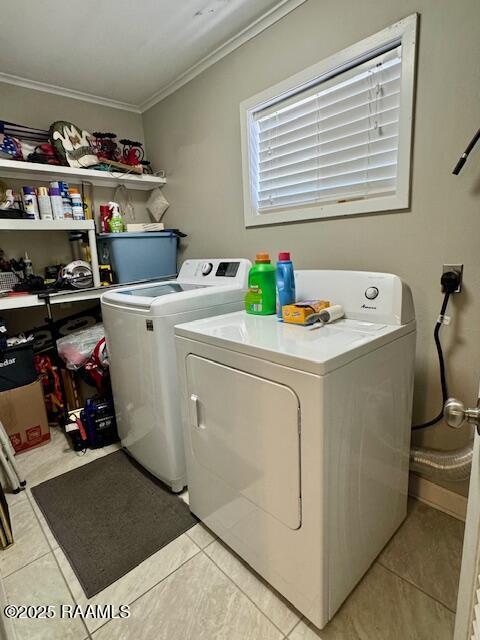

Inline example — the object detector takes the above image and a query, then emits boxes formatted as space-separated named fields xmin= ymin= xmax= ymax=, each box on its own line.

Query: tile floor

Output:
xmin=0 ymin=427 xmax=465 ymax=639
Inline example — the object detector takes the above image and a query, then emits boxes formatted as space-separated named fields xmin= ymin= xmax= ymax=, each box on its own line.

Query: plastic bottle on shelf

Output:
xmin=62 ymin=199 xmax=73 ymax=219
xmin=36 ymin=186 xmax=53 ymax=220
xmin=52 ymin=181 xmax=73 ymax=219
xmin=21 ymin=187 xmax=39 ymax=219
xmin=69 ymin=188 xmax=85 ymax=220
xmin=49 ymin=187 xmax=65 ymax=219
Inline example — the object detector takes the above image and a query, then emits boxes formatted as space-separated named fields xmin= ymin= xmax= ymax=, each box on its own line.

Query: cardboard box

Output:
xmin=0 ymin=380 xmax=50 ymax=454
xmin=282 ymin=300 xmax=331 ymax=325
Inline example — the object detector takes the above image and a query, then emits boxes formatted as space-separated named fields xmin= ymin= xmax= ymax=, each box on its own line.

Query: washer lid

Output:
xmin=117 ymin=282 xmax=205 ymax=298
xmin=175 ymin=311 xmax=415 ymax=375
xmin=102 ymin=280 xmax=204 ymax=310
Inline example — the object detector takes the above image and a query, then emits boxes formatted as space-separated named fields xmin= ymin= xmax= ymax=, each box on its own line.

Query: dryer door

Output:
xmin=186 ymin=355 xmax=301 ymax=530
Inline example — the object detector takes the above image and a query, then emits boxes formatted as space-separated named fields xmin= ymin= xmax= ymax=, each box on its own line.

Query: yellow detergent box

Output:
xmin=282 ymin=300 xmax=331 ymax=325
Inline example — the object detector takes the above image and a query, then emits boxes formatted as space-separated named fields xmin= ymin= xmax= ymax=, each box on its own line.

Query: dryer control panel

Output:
xmin=294 ymin=270 xmax=415 ymax=326
xmin=178 ymin=259 xmax=251 ymax=286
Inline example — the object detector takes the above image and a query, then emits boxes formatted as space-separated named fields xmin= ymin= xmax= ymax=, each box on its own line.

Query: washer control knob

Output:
xmin=365 ymin=286 xmax=379 ymax=300
xmin=201 ymin=262 xmax=213 ymax=276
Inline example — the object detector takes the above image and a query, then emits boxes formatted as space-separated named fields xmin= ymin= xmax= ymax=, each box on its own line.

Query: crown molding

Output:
xmin=139 ymin=0 xmax=307 ymax=112
xmin=0 ymin=0 xmax=306 ymax=115
xmin=0 ymin=72 xmax=141 ymax=113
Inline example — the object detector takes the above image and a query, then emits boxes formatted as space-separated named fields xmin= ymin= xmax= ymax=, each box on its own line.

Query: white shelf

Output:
xmin=0 ymin=287 xmax=107 ymax=311
xmin=0 ymin=158 xmax=166 ymax=191
xmin=0 ymin=294 xmax=53 ymax=311
xmin=0 ymin=218 xmax=95 ymax=231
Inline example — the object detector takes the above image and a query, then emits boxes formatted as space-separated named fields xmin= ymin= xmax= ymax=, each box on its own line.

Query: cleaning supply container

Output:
xmin=97 ymin=232 xmax=178 ymax=284
xmin=108 ymin=202 xmax=125 ymax=233
xmin=36 ymin=187 xmax=53 ymax=220
xmin=276 ymin=252 xmax=296 ymax=318
xmin=21 ymin=187 xmax=39 ymax=219
xmin=49 ymin=187 xmax=64 ymax=219
xmin=245 ymin=252 xmax=276 ymax=315
xmin=69 ymin=188 xmax=84 ymax=221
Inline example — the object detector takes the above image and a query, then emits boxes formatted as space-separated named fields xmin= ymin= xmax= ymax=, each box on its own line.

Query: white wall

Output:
xmin=142 ymin=0 xmax=480 ymax=496
xmin=0 ymin=83 xmax=143 ymax=142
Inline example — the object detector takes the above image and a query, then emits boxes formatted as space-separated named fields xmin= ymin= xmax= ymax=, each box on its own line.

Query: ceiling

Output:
xmin=0 ymin=0 xmax=302 ymax=112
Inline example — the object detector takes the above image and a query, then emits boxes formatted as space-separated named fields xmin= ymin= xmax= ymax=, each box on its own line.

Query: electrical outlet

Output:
xmin=442 ymin=264 xmax=463 ymax=293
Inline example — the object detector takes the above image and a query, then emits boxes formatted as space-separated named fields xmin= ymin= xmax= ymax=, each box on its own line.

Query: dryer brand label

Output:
xmin=361 ymin=304 xmax=377 ymax=310
xmin=146 ymin=320 xmax=154 ymax=331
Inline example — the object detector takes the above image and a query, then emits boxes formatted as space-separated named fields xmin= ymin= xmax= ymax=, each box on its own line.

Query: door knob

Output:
xmin=444 ymin=397 xmax=480 ymax=432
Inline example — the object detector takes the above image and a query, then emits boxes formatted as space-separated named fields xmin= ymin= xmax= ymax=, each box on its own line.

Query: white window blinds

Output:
xmin=251 ymin=45 xmax=402 ymax=212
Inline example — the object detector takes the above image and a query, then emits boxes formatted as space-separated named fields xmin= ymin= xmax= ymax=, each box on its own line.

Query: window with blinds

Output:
xmin=240 ymin=16 xmax=416 ymax=226
xmin=254 ymin=46 xmax=401 ymax=211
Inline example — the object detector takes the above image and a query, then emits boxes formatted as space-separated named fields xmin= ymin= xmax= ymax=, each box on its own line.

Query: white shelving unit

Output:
xmin=0 ymin=158 xmax=168 ymax=299
xmin=0 ymin=158 xmax=166 ymax=190
xmin=0 ymin=288 xmax=105 ymax=311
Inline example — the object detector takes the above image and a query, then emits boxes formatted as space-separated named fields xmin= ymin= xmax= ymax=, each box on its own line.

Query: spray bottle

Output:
xmin=108 ymin=202 xmax=125 ymax=233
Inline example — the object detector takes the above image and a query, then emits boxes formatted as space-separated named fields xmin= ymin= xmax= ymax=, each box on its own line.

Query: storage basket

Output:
xmin=0 ymin=272 xmax=22 ymax=292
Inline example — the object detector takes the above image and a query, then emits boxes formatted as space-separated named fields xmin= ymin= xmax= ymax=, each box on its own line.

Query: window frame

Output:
xmin=240 ymin=14 xmax=418 ymax=228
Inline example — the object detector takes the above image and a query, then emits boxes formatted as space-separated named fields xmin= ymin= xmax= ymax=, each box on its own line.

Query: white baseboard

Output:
xmin=409 ymin=473 xmax=468 ymax=521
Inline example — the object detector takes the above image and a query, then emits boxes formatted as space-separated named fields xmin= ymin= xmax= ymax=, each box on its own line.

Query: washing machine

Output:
xmin=174 ymin=270 xmax=416 ymax=628
xmin=101 ymin=258 xmax=250 ymax=492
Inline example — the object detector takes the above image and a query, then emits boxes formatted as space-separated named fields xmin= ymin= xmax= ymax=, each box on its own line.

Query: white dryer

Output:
xmin=175 ymin=270 xmax=416 ymax=628
xmin=101 ymin=258 xmax=250 ymax=492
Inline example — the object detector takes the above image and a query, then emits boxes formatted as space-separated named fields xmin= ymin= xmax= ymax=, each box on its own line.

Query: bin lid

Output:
xmin=98 ymin=232 xmax=176 ymax=239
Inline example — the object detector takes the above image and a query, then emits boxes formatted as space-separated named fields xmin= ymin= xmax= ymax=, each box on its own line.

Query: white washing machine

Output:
xmin=101 ymin=258 xmax=250 ymax=492
xmin=175 ymin=270 xmax=416 ymax=628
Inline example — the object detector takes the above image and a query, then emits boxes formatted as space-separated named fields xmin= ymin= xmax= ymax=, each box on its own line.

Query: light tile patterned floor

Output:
xmin=0 ymin=428 xmax=464 ymax=639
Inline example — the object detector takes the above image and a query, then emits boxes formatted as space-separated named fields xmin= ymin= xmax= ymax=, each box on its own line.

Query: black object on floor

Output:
xmin=31 ymin=450 xmax=196 ymax=597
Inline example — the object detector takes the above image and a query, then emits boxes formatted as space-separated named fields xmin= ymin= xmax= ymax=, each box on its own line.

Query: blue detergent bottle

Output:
xmin=276 ymin=252 xmax=296 ymax=318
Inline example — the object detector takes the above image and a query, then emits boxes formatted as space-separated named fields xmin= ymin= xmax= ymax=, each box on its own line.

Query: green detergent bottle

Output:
xmin=245 ymin=253 xmax=276 ymax=315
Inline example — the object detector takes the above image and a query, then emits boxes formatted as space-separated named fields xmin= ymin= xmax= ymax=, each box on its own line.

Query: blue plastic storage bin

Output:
xmin=97 ymin=232 xmax=178 ymax=283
